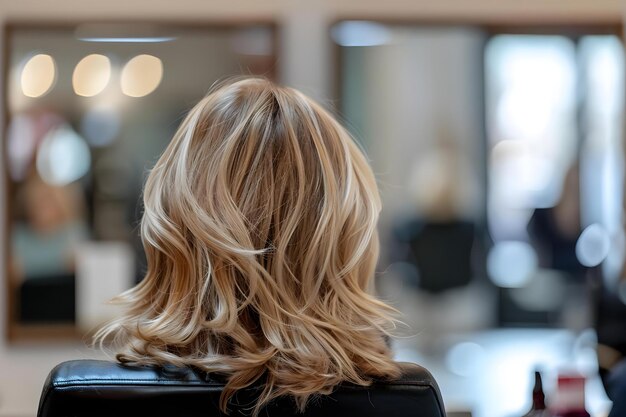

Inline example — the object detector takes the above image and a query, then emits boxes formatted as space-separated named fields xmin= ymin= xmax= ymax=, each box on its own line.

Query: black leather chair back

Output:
xmin=38 ymin=360 xmax=446 ymax=417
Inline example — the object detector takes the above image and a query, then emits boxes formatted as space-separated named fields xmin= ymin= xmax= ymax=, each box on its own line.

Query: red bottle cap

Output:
xmin=551 ymin=374 xmax=586 ymax=414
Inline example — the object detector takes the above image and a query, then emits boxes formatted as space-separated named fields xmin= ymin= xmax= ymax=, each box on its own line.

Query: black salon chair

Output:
xmin=38 ymin=360 xmax=446 ymax=417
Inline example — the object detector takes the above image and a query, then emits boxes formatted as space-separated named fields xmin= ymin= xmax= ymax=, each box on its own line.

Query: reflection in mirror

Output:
xmin=334 ymin=23 xmax=486 ymax=296
xmin=333 ymin=22 xmax=624 ymax=417
xmin=485 ymin=34 xmax=625 ymax=325
xmin=4 ymin=23 xmax=277 ymax=341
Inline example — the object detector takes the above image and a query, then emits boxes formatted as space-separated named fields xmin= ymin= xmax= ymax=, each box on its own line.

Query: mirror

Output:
xmin=333 ymin=21 xmax=624 ymax=326
xmin=332 ymin=22 xmax=624 ymax=417
xmin=3 ymin=22 xmax=277 ymax=341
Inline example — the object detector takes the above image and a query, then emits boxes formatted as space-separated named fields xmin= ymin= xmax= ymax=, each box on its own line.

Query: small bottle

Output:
xmin=550 ymin=374 xmax=591 ymax=417
xmin=522 ymin=371 xmax=548 ymax=417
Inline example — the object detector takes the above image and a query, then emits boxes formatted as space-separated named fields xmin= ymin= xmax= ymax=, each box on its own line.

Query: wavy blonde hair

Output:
xmin=95 ymin=77 xmax=400 ymax=414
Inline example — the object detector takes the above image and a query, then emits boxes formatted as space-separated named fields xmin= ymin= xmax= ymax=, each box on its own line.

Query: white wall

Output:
xmin=0 ymin=0 xmax=623 ymax=415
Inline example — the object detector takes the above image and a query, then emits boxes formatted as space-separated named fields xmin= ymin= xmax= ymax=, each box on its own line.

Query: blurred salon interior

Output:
xmin=2 ymin=1 xmax=626 ymax=416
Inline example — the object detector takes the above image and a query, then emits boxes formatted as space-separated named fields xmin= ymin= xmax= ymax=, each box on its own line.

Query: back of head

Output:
xmin=96 ymin=77 xmax=400 ymax=415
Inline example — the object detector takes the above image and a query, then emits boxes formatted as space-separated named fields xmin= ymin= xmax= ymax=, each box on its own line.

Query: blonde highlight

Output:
xmin=95 ymin=77 xmax=400 ymax=414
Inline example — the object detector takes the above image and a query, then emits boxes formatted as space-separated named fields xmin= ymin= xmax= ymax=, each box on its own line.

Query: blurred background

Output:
xmin=1 ymin=1 xmax=626 ymax=417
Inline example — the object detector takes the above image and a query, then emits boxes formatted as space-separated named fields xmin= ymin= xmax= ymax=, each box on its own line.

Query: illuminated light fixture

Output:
xmin=331 ymin=21 xmax=391 ymax=47
xmin=72 ymin=54 xmax=111 ymax=97
xmin=75 ymin=23 xmax=176 ymax=44
xmin=576 ymin=223 xmax=611 ymax=267
xmin=121 ymin=54 xmax=163 ymax=97
xmin=487 ymin=240 xmax=538 ymax=288
xmin=79 ymin=36 xmax=175 ymax=43
xmin=36 ymin=124 xmax=91 ymax=186
xmin=20 ymin=54 xmax=56 ymax=98
xmin=445 ymin=342 xmax=486 ymax=377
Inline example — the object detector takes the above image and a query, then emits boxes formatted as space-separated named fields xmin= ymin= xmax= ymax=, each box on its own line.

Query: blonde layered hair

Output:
xmin=95 ymin=77 xmax=400 ymax=414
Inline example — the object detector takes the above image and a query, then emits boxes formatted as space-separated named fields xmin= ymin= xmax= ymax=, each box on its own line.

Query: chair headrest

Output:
xmin=38 ymin=359 xmax=445 ymax=417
